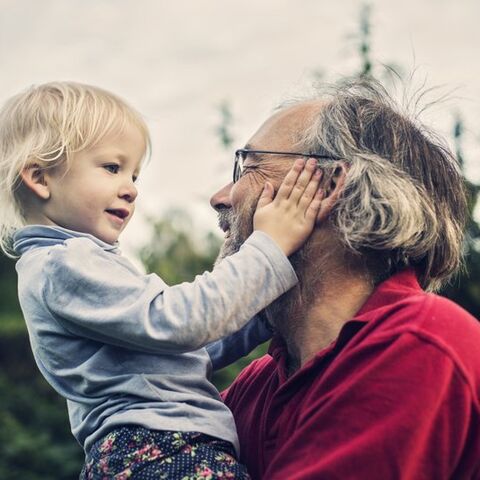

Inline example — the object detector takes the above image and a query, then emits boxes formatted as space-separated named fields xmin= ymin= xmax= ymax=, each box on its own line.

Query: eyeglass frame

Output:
xmin=233 ymin=148 xmax=339 ymax=183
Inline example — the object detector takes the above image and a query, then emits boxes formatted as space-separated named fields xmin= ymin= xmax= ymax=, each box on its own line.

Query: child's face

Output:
xmin=43 ymin=123 xmax=145 ymax=244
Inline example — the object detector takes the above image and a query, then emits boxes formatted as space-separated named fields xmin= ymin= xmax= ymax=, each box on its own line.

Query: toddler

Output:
xmin=0 ymin=82 xmax=322 ymax=479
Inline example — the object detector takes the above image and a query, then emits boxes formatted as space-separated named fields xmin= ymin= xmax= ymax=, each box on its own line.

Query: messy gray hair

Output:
xmin=295 ymin=78 xmax=467 ymax=291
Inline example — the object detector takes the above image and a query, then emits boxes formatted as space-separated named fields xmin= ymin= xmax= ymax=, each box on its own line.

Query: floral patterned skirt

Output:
xmin=80 ymin=426 xmax=250 ymax=480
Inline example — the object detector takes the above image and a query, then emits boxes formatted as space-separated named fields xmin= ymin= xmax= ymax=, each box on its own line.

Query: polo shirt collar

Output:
xmin=268 ymin=268 xmax=422 ymax=365
xmin=354 ymin=268 xmax=421 ymax=320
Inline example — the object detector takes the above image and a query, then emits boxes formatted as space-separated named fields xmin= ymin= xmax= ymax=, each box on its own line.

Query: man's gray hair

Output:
xmin=295 ymin=78 xmax=467 ymax=291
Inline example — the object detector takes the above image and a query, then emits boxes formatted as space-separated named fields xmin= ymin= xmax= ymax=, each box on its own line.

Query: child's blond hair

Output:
xmin=0 ymin=82 xmax=151 ymax=256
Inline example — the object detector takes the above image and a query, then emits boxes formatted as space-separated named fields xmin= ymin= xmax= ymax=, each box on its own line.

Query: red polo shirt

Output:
xmin=223 ymin=270 xmax=480 ymax=479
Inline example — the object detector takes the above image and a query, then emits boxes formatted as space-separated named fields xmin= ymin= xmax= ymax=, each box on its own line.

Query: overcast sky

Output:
xmin=1 ymin=0 xmax=479 ymax=257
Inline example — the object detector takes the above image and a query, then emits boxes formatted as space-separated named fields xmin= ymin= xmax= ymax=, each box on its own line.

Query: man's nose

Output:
xmin=210 ymin=183 xmax=232 ymax=211
xmin=119 ymin=180 xmax=138 ymax=203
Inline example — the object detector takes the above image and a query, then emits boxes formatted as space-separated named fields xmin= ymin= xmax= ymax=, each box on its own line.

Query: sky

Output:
xmin=1 ymin=0 xmax=479 ymax=258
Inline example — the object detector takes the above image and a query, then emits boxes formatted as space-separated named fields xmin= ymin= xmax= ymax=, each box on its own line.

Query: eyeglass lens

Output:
xmin=233 ymin=151 xmax=246 ymax=183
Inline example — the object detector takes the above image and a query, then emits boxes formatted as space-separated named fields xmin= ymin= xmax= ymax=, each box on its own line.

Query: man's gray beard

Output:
xmin=214 ymin=201 xmax=256 ymax=266
xmin=214 ymin=202 xmax=321 ymax=349
xmin=265 ymin=248 xmax=309 ymax=340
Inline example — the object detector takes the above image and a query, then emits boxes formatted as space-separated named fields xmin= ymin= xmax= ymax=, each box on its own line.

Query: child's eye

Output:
xmin=104 ymin=164 xmax=119 ymax=174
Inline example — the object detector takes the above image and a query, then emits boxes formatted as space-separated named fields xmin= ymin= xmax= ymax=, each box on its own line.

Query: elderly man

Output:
xmin=209 ymin=79 xmax=480 ymax=479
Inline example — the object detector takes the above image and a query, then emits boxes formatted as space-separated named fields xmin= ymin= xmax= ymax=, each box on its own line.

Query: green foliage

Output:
xmin=0 ymin=373 xmax=83 ymax=480
xmin=216 ymin=100 xmax=234 ymax=150
xmin=0 ymin=255 xmax=54 ymax=476
xmin=0 ymin=310 xmax=84 ymax=479
xmin=139 ymin=209 xmax=222 ymax=285
xmin=0 ymin=254 xmax=21 ymax=316
xmin=358 ymin=3 xmax=373 ymax=76
xmin=440 ymin=115 xmax=480 ymax=318
xmin=354 ymin=5 xmax=479 ymax=318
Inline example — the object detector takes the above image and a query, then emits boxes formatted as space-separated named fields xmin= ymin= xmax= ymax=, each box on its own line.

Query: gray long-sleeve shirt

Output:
xmin=13 ymin=225 xmax=297 ymax=454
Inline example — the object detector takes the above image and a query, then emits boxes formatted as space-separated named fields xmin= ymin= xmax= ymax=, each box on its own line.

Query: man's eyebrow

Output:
xmin=242 ymin=144 xmax=263 ymax=162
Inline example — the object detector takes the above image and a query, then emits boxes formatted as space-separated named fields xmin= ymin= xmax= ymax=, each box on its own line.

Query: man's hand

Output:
xmin=253 ymin=158 xmax=323 ymax=256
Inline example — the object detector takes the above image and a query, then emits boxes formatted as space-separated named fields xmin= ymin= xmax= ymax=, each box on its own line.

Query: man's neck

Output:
xmin=290 ymin=276 xmax=373 ymax=371
xmin=267 ymin=231 xmax=375 ymax=374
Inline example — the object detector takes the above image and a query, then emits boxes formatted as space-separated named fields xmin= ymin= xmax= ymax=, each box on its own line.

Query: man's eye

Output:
xmin=104 ymin=164 xmax=119 ymax=174
xmin=242 ymin=166 xmax=257 ymax=176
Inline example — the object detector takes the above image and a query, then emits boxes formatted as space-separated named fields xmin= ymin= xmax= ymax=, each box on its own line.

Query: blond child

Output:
xmin=0 ymin=82 xmax=322 ymax=479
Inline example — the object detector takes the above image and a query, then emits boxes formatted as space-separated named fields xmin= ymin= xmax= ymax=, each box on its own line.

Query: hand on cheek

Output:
xmin=253 ymin=158 xmax=324 ymax=256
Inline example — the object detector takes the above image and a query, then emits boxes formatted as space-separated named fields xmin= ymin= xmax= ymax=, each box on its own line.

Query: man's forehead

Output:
xmin=246 ymin=100 xmax=326 ymax=150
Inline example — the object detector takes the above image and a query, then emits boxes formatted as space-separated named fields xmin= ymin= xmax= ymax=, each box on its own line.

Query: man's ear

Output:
xmin=20 ymin=164 xmax=51 ymax=200
xmin=316 ymin=162 xmax=348 ymax=224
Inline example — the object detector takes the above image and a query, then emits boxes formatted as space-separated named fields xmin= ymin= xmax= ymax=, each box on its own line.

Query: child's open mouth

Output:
xmin=105 ymin=208 xmax=129 ymax=223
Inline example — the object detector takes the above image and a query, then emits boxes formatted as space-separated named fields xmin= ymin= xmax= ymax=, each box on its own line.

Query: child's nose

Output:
xmin=119 ymin=182 xmax=138 ymax=202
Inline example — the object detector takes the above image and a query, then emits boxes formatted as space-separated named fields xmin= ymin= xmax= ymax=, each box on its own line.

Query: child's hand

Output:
xmin=253 ymin=158 xmax=323 ymax=256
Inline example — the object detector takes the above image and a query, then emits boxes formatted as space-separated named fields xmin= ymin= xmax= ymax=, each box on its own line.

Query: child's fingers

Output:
xmin=256 ymin=182 xmax=275 ymax=209
xmin=304 ymin=188 xmax=324 ymax=222
xmin=275 ymin=158 xmax=305 ymax=201
xmin=287 ymin=158 xmax=318 ymax=204
xmin=297 ymin=168 xmax=323 ymax=212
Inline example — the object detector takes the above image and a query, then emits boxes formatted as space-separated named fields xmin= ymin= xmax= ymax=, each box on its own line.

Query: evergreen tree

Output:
xmin=441 ymin=115 xmax=480 ymax=317
xmin=354 ymin=4 xmax=479 ymax=318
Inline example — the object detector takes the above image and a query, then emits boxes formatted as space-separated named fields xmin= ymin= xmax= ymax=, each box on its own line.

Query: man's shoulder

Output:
xmin=387 ymin=291 xmax=479 ymax=343
xmin=365 ymin=286 xmax=478 ymax=341
xmin=365 ymin=290 xmax=480 ymax=395
xmin=418 ymin=293 xmax=480 ymax=377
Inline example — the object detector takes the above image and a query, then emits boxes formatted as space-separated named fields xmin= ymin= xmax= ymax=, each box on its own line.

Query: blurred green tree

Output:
xmin=355 ymin=4 xmax=479 ymax=318
xmin=441 ymin=115 xmax=480 ymax=317
xmin=0 ymin=257 xmax=84 ymax=479
xmin=0 ymin=253 xmax=21 ymax=316
xmin=215 ymin=100 xmax=234 ymax=151
xmin=139 ymin=209 xmax=221 ymax=285
xmin=358 ymin=3 xmax=373 ymax=76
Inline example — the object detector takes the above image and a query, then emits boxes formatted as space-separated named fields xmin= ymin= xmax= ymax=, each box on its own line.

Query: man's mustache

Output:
xmin=216 ymin=209 xmax=235 ymax=233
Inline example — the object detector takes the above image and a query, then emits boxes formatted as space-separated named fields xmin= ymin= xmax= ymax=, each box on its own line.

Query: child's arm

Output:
xmin=42 ymin=161 xmax=322 ymax=354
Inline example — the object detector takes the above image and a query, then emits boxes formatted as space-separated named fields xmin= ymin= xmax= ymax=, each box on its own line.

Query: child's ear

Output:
xmin=20 ymin=164 xmax=51 ymax=200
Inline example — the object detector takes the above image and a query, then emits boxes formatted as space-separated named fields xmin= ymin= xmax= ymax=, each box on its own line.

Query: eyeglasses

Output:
xmin=233 ymin=148 xmax=338 ymax=183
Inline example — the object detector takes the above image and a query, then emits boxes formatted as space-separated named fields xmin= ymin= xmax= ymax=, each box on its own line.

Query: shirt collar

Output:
xmin=13 ymin=225 xmax=120 ymax=255
xmin=353 ymin=268 xmax=421 ymax=320
xmin=269 ymin=268 xmax=422 ymax=363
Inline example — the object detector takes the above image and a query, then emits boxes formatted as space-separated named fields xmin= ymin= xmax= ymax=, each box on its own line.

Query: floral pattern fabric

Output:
xmin=80 ymin=427 xmax=250 ymax=479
